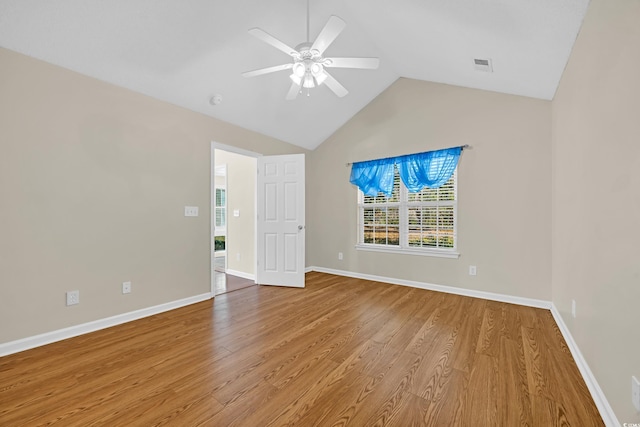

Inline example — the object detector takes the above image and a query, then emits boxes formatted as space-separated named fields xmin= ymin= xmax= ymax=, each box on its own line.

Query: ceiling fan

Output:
xmin=242 ymin=0 xmax=380 ymax=100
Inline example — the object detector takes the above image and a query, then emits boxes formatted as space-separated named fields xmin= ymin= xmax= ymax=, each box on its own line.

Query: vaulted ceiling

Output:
xmin=0 ymin=0 xmax=589 ymax=150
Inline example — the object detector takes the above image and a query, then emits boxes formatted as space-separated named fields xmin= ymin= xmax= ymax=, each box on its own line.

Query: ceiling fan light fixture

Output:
xmin=310 ymin=62 xmax=322 ymax=75
xmin=303 ymin=74 xmax=315 ymax=89
xmin=293 ymin=62 xmax=306 ymax=78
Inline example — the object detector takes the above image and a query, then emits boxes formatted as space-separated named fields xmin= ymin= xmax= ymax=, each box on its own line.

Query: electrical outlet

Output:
xmin=236 ymin=253 xmax=241 ymax=261
xmin=122 ymin=281 xmax=132 ymax=294
xmin=338 ymin=252 xmax=343 ymax=260
xmin=469 ymin=265 xmax=477 ymax=276
xmin=633 ymin=376 xmax=640 ymax=411
xmin=66 ymin=290 xmax=79 ymax=306
xmin=571 ymin=300 xmax=576 ymax=318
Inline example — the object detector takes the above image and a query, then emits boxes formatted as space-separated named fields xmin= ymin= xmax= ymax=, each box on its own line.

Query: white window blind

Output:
xmin=215 ymin=188 xmax=226 ymax=228
xmin=357 ymin=168 xmax=458 ymax=257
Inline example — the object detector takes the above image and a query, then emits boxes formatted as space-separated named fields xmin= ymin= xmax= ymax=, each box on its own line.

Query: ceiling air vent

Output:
xmin=474 ymin=58 xmax=493 ymax=72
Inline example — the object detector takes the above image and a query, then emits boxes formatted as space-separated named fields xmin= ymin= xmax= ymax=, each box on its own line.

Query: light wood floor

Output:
xmin=0 ymin=272 xmax=603 ymax=426
xmin=214 ymin=272 xmax=256 ymax=296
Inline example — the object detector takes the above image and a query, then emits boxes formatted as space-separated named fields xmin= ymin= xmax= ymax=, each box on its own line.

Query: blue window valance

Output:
xmin=349 ymin=146 xmax=462 ymax=197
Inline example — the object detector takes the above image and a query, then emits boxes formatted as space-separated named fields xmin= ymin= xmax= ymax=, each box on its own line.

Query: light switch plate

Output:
xmin=184 ymin=206 xmax=199 ymax=217
xmin=233 ymin=209 xmax=240 ymax=217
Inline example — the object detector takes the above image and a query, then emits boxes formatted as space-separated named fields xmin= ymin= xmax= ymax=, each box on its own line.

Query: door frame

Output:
xmin=210 ymin=142 xmax=262 ymax=296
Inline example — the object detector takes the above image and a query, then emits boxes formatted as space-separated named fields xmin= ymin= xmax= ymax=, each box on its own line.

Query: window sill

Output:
xmin=355 ymin=244 xmax=460 ymax=259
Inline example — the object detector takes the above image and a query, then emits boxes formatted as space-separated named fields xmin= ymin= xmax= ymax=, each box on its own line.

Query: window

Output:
xmin=215 ymin=187 xmax=226 ymax=252
xmin=357 ymin=168 xmax=458 ymax=258
xmin=215 ymin=188 xmax=226 ymax=228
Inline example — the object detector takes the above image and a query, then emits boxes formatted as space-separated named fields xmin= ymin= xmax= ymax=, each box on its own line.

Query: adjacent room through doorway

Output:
xmin=212 ymin=147 xmax=257 ymax=295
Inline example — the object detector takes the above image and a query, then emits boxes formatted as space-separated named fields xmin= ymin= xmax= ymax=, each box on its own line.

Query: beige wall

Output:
xmin=215 ymin=150 xmax=256 ymax=276
xmin=3 ymin=3 xmax=635 ymax=418
xmin=307 ymin=78 xmax=552 ymax=301
xmin=552 ymin=0 xmax=640 ymax=422
xmin=0 ymin=48 xmax=303 ymax=344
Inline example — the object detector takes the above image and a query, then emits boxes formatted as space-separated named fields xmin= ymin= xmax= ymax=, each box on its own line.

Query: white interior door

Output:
xmin=256 ymin=154 xmax=305 ymax=288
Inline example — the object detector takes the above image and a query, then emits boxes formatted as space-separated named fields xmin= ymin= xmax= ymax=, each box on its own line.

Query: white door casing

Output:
xmin=256 ymin=154 xmax=305 ymax=288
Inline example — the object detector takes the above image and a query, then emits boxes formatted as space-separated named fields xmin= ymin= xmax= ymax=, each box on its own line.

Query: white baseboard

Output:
xmin=225 ymin=269 xmax=255 ymax=281
xmin=550 ymin=304 xmax=619 ymax=427
xmin=0 ymin=293 xmax=212 ymax=357
xmin=306 ymin=266 xmax=551 ymax=309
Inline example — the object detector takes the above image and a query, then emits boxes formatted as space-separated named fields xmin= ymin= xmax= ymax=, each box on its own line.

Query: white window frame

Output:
xmin=356 ymin=170 xmax=460 ymax=259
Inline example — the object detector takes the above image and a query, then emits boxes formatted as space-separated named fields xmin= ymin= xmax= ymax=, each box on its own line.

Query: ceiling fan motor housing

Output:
xmin=292 ymin=42 xmax=328 ymax=87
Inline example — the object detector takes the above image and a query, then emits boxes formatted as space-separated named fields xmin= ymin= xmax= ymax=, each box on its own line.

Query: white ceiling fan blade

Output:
xmin=286 ymin=81 xmax=301 ymax=100
xmin=310 ymin=16 xmax=346 ymax=56
xmin=324 ymin=57 xmax=380 ymax=69
xmin=242 ymin=63 xmax=293 ymax=78
xmin=248 ymin=28 xmax=299 ymax=57
xmin=322 ymin=71 xmax=348 ymax=98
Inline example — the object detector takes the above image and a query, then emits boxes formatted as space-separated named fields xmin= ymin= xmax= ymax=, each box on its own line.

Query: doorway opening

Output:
xmin=211 ymin=144 xmax=258 ymax=296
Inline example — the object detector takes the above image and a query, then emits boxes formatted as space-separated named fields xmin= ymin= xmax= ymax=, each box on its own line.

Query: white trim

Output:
xmin=212 ymin=142 xmax=263 ymax=159
xmin=355 ymin=244 xmax=460 ymax=259
xmin=210 ymin=143 xmax=216 ymax=295
xmin=306 ymin=266 xmax=550 ymax=309
xmin=0 ymin=293 xmax=212 ymax=357
xmin=225 ymin=269 xmax=256 ymax=281
xmin=550 ymin=304 xmax=620 ymax=427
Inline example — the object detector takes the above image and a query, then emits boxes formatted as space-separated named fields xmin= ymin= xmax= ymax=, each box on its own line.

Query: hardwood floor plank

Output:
xmin=405 ymin=308 xmax=446 ymax=356
xmin=449 ymin=298 xmax=485 ymax=372
xmin=407 ymin=324 xmax=456 ymax=400
xmin=530 ymin=394 xmax=571 ymax=427
xmin=389 ymin=369 xmax=468 ymax=427
xmin=385 ymin=392 xmax=430 ymax=427
xmin=294 ymin=370 xmax=374 ymax=426
xmin=0 ymin=273 xmax=603 ymax=426
xmin=322 ymin=350 xmax=423 ymax=427
xmin=497 ymin=336 xmax=533 ymax=425
xmin=204 ymin=379 xmax=278 ymax=426
xmin=361 ymin=352 xmax=424 ymax=427
xmin=461 ymin=353 xmax=500 ymax=426
xmin=223 ymin=358 xmax=340 ymax=427
xmin=419 ymin=369 xmax=468 ymax=427
xmin=435 ymin=294 xmax=474 ymax=328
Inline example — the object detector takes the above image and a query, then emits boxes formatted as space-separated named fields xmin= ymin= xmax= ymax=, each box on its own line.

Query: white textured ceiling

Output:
xmin=0 ymin=0 xmax=589 ymax=150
